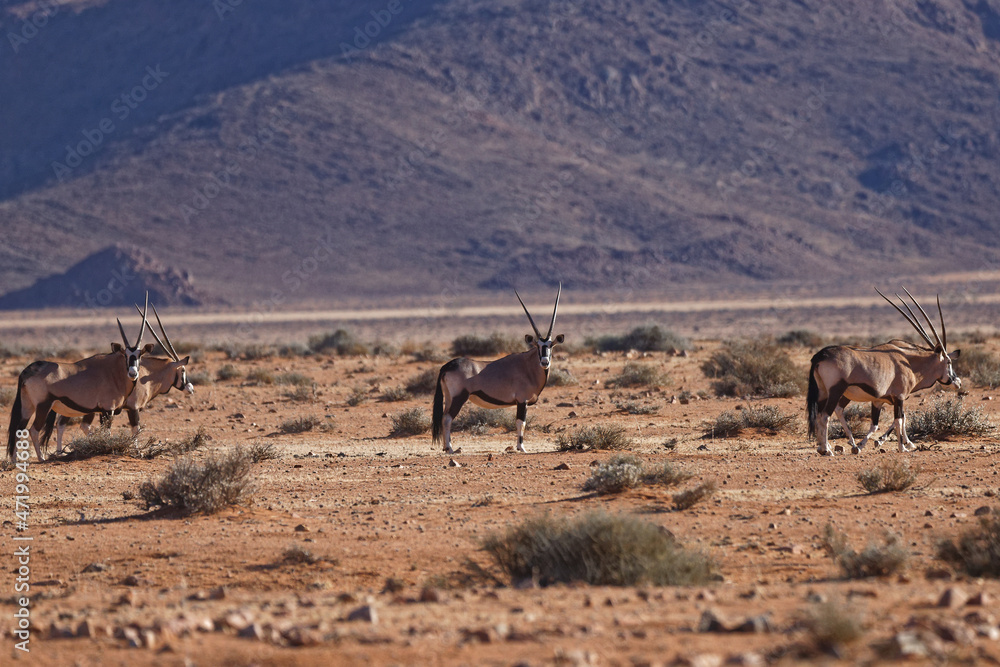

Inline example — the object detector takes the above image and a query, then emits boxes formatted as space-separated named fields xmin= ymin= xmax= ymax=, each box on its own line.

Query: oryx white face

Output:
xmin=526 ymin=334 xmax=565 ymax=370
xmin=126 ymin=348 xmax=141 ymax=380
xmin=940 ymin=349 xmax=962 ymax=389
xmin=173 ymin=357 xmax=194 ymax=394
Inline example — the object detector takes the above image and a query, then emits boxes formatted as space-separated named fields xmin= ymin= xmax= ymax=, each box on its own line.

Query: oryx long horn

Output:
xmin=545 ymin=282 xmax=562 ymax=340
xmin=874 ymin=287 xmax=934 ymax=349
xmin=901 ymin=286 xmax=945 ymax=351
xmin=515 ymin=290 xmax=542 ymax=339
xmin=937 ymin=295 xmax=948 ymax=350
xmin=134 ymin=291 xmax=149 ymax=349
xmin=134 ymin=301 xmax=180 ymax=361
xmin=117 ymin=318 xmax=131 ymax=348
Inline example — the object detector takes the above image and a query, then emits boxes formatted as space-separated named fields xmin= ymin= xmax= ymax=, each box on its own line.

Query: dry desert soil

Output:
xmin=2 ymin=338 xmax=1000 ymax=666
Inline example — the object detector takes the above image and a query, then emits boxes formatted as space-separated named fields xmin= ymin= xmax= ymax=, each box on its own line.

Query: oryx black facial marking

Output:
xmin=807 ymin=287 xmax=961 ymax=456
xmin=432 ymin=284 xmax=565 ymax=454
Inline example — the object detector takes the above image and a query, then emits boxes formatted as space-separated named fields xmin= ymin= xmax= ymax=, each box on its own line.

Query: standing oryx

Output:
xmin=43 ymin=301 xmax=194 ymax=452
xmin=6 ymin=302 xmax=153 ymax=462
xmin=432 ymin=284 xmax=564 ymax=454
xmin=807 ymin=287 xmax=961 ymax=456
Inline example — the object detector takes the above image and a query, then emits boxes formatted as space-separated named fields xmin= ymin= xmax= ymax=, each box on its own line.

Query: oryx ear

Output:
xmin=179 ymin=356 xmax=190 ymax=365
xmin=141 ymin=343 xmax=155 ymax=354
xmin=525 ymin=334 xmax=535 ymax=345
xmin=111 ymin=342 xmax=124 ymax=353
xmin=950 ymin=349 xmax=961 ymax=360
xmin=554 ymin=334 xmax=565 ymax=344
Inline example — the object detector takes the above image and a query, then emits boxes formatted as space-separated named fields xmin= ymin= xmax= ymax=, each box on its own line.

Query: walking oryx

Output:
xmin=807 ymin=287 xmax=961 ymax=456
xmin=42 ymin=301 xmax=194 ymax=452
xmin=6 ymin=303 xmax=152 ymax=462
xmin=432 ymin=284 xmax=564 ymax=454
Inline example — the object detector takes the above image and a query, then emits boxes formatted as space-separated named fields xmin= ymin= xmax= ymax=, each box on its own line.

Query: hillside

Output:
xmin=2 ymin=0 xmax=1000 ymax=306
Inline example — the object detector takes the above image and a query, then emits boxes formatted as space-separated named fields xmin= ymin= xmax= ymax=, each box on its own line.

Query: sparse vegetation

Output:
xmin=704 ymin=404 xmax=797 ymax=438
xmin=216 ymin=364 xmax=242 ymax=381
xmin=589 ymin=325 xmax=690 ymax=352
xmin=582 ymin=455 xmax=694 ymax=496
xmin=777 ymin=329 xmax=824 ymax=348
xmin=276 ymin=372 xmax=312 ymax=386
xmin=450 ymin=332 xmax=524 ymax=357
xmin=821 ymin=524 xmax=909 ymax=578
xmin=380 ymin=385 xmax=412 ymax=402
xmin=0 ymin=386 xmax=15 ymax=407
xmin=608 ymin=361 xmax=669 ymax=388
xmin=346 ymin=386 xmax=370 ymax=406
xmin=482 ymin=511 xmax=716 ymax=587
xmin=140 ymin=427 xmax=210 ymax=459
xmin=278 ymin=415 xmax=323 ymax=434
xmin=906 ymin=398 xmax=995 ymax=439
xmin=284 ymin=385 xmax=317 ymax=402
xmin=827 ymin=403 xmax=869 ymax=439
xmin=389 ymin=408 xmax=431 ymax=437
xmin=309 ymin=329 xmax=370 ymax=356
xmin=953 ymin=346 xmax=1000 ymax=388
xmin=245 ymin=368 xmax=276 ymax=385
xmin=701 ymin=339 xmax=805 ymax=397
xmin=614 ymin=399 xmax=660 ymax=415
xmin=937 ymin=507 xmax=1000 ymax=578
xmin=283 ymin=544 xmax=320 ymax=565
xmin=452 ymin=407 xmax=518 ymax=434
xmin=186 ymin=370 xmax=213 ymax=386
xmin=217 ymin=343 xmax=275 ymax=361
xmin=406 ymin=368 xmax=439 ymax=395
xmin=63 ymin=428 xmax=141 ymax=459
xmin=546 ymin=368 xmax=578 ymax=386
xmin=857 ymin=458 xmax=920 ymax=494
xmin=246 ymin=440 xmax=279 ymax=463
xmin=672 ymin=481 xmax=717 ymax=510
xmin=807 ymin=601 xmax=866 ymax=654
xmin=139 ymin=447 xmax=256 ymax=515
xmin=556 ymin=424 xmax=633 ymax=451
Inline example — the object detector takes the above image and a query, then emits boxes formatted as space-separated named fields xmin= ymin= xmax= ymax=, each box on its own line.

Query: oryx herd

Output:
xmin=4 ymin=285 xmax=970 ymax=462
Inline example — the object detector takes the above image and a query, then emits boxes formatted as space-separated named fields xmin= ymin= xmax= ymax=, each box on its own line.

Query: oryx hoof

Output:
xmin=817 ymin=447 xmax=833 ymax=456
xmin=851 ymin=446 xmax=861 ymax=455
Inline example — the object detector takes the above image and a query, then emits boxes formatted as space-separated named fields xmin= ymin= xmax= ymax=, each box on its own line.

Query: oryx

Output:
xmin=807 ymin=287 xmax=961 ymax=456
xmin=6 ymin=304 xmax=152 ymax=462
xmin=43 ymin=301 xmax=194 ymax=452
xmin=432 ymin=284 xmax=564 ymax=454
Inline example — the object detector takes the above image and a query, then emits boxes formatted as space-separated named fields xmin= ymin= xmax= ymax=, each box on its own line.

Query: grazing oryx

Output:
xmin=6 ymin=304 xmax=152 ymax=462
xmin=432 ymin=285 xmax=564 ymax=454
xmin=807 ymin=287 xmax=961 ymax=456
xmin=43 ymin=301 xmax=194 ymax=451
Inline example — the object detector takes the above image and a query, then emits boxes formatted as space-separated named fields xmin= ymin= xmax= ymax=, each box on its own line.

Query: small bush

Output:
xmin=346 ymin=386 xmax=369 ymax=406
xmin=642 ymin=462 xmax=693 ymax=488
xmin=821 ymin=524 xmax=909 ymax=578
xmin=704 ymin=404 xmax=797 ymax=438
xmin=187 ymin=370 xmax=213 ymax=386
xmin=906 ymin=398 xmax=995 ymax=439
xmin=777 ymin=329 xmax=824 ymax=348
xmin=937 ymin=507 xmax=1000 ymax=578
xmin=380 ymin=386 xmax=412 ymax=402
xmin=276 ymin=372 xmax=312 ymax=387
xmin=63 ymin=428 xmax=140 ymax=459
xmin=283 ymin=544 xmax=320 ymax=565
xmin=0 ymin=386 xmax=15 ymax=407
xmin=807 ymin=601 xmax=865 ymax=653
xmin=701 ymin=339 xmax=805 ymax=397
xmin=389 ymin=408 xmax=430 ymax=437
xmin=141 ymin=427 xmax=210 ymax=459
xmin=218 ymin=343 xmax=274 ymax=361
xmin=953 ymin=346 xmax=1000 ymax=388
xmin=139 ymin=447 xmax=256 ymax=515
xmin=284 ymin=385 xmax=317 ymax=402
xmin=482 ymin=511 xmax=716 ymax=587
xmin=405 ymin=342 xmax=447 ymax=363
xmin=309 ymin=329 xmax=370 ymax=356
xmin=828 ymin=403 xmax=869 ymax=439
xmin=406 ymin=368 xmax=439 ymax=395
xmin=452 ymin=407 xmax=518 ymax=434
xmin=672 ymin=481 xmax=717 ymax=510
xmin=278 ymin=416 xmax=323 ymax=434
xmin=546 ymin=368 xmax=578 ymax=387
xmin=857 ymin=458 xmax=920 ymax=494
xmin=246 ymin=440 xmax=279 ymax=463
xmin=216 ymin=364 xmax=242 ymax=381
xmin=615 ymin=400 xmax=660 ymax=415
xmin=246 ymin=368 xmax=276 ymax=385
xmin=589 ymin=325 xmax=691 ymax=352
xmin=451 ymin=332 xmax=523 ymax=357
xmin=582 ymin=454 xmax=645 ymax=495
xmin=556 ymin=424 xmax=633 ymax=451
xmin=609 ymin=362 xmax=668 ymax=388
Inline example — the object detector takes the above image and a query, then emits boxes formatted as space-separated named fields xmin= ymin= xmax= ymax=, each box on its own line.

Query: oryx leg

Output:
xmin=515 ymin=402 xmax=527 ymax=453
xmin=816 ymin=382 xmax=848 ymax=456
xmin=833 ymin=397 xmax=857 ymax=453
xmin=29 ymin=399 xmax=54 ymax=462
xmin=890 ymin=398 xmax=916 ymax=452
xmin=443 ymin=390 xmax=468 ymax=454
xmin=855 ymin=404 xmax=884 ymax=453
xmin=125 ymin=408 xmax=141 ymax=437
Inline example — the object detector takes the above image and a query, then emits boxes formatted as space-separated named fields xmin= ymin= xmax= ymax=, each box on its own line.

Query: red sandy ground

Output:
xmin=2 ymin=341 xmax=999 ymax=666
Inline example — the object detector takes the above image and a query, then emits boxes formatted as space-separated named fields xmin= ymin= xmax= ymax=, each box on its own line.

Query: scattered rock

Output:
xmin=974 ymin=506 xmax=992 ymax=516
xmin=732 ymin=615 xmax=772 ymax=634
xmin=937 ymin=587 xmax=969 ymax=609
xmin=419 ymin=587 xmax=442 ymax=603
xmin=933 ymin=620 xmax=975 ymax=645
xmin=294 ymin=524 xmax=309 ymax=532
xmin=346 ymin=605 xmax=378 ymax=624
xmin=82 ymin=562 xmax=108 ymax=573
xmin=698 ymin=610 xmax=729 ymax=633
xmin=885 ymin=631 xmax=929 ymax=659
xmin=449 ymin=459 xmax=462 ymax=467
xmin=238 ymin=623 xmax=265 ymax=641
xmin=461 ymin=627 xmax=494 ymax=643
xmin=553 ymin=462 xmax=571 ymax=471
xmin=283 ymin=626 xmax=323 ymax=646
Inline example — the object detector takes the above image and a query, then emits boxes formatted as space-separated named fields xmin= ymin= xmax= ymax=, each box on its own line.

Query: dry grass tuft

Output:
xmin=389 ymin=408 xmax=431 ymax=437
xmin=821 ymin=524 xmax=909 ymax=578
xmin=139 ymin=447 xmax=256 ymax=515
xmin=857 ymin=459 xmax=920 ymax=494
xmin=701 ymin=339 xmax=805 ymax=397
xmin=937 ymin=507 xmax=1000 ymax=578
xmin=704 ymin=404 xmax=797 ymax=438
xmin=556 ymin=424 xmax=633 ymax=451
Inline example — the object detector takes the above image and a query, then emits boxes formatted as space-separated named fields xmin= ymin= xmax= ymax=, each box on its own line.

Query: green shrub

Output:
xmin=609 ymin=362 xmax=669 ymax=388
xmin=821 ymin=524 xmax=909 ymax=578
xmin=139 ymin=447 xmax=256 ymax=515
xmin=857 ymin=459 xmax=920 ymax=494
xmin=704 ymin=404 xmax=797 ymax=438
xmin=701 ymin=339 xmax=805 ymax=397
xmin=309 ymin=329 xmax=370 ymax=355
xmin=451 ymin=332 xmax=524 ymax=357
xmin=589 ymin=325 xmax=690 ymax=352
xmin=937 ymin=507 xmax=1000 ymax=578
xmin=390 ymin=408 xmax=431 ymax=437
xmin=482 ymin=511 xmax=716 ymax=587
xmin=906 ymin=398 xmax=995 ymax=439
xmin=556 ymin=424 xmax=633 ymax=451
